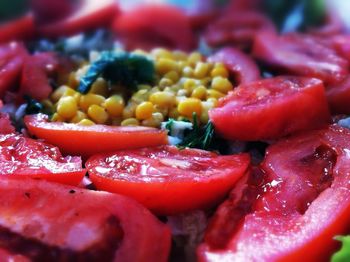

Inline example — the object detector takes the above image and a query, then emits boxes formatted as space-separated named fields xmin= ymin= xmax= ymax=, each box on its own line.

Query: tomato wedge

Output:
xmin=86 ymin=145 xmax=250 ymax=215
xmin=0 ymin=133 xmax=85 ymax=185
xmin=207 ymin=47 xmax=260 ymax=85
xmin=0 ymin=42 xmax=28 ymax=97
xmin=326 ymin=75 xmax=350 ymax=114
xmin=253 ymin=32 xmax=349 ymax=85
xmin=37 ymin=0 xmax=119 ymax=38
xmin=209 ymin=76 xmax=331 ymax=141
xmin=0 ymin=177 xmax=171 ymax=261
xmin=112 ymin=5 xmax=195 ymax=51
xmin=24 ymin=114 xmax=168 ymax=158
xmin=0 ymin=14 xmax=35 ymax=43
xmin=0 ymin=113 xmax=15 ymax=134
xmin=198 ymin=125 xmax=350 ymax=261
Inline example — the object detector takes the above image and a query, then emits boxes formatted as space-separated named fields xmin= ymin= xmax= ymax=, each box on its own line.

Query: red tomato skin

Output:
xmin=24 ymin=114 xmax=168 ymax=158
xmin=0 ymin=42 xmax=28 ymax=97
xmin=86 ymin=146 xmax=250 ymax=215
xmin=37 ymin=0 xmax=119 ymax=38
xmin=0 ymin=113 xmax=15 ymax=134
xmin=18 ymin=52 xmax=59 ymax=102
xmin=0 ymin=133 xmax=85 ymax=186
xmin=253 ymin=32 xmax=348 ymax=85
xmin=0 ymin=14 xmax=35 ymax=43
xmin=327 ymin=76 xmax=350 ymax=114
xmin=0 ymin=177 xmax=171 ymax=262
xmin=209 ymin=76 xmax=331 ymax=141
xmin=112 ymin=5 xmax=195 ymax=51
xmin=30 ymin=0 xmax=76 ymax=24
xmin=207 ymin=47 xmax=260 ymax=85
xmin=198 ymin=125 xmax=350 ymax=262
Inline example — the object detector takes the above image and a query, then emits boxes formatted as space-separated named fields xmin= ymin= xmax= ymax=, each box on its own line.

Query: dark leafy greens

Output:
xmin=332 ymin=236 xmax=350 ymax=262
xmin=77 ymin=51 xmax=155 ymax=94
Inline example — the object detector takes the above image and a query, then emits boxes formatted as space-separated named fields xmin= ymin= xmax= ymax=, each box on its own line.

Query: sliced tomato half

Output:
xmin=198 ymin=125 xmax=350 ymax=261
xmin=0 ymin=113 xmax=15 ymax=134
xmin=37 ymin=0 xmax=119 ymax=38
xmin=24 ymin=114 xmax=168 ymax=158
xmin=326 ymin=75 xmax=350 ymax=114
xmin=0 ymin=133 xmax=85 ymax=185
xmin=209 ymin=76 xmax=331 ymax=141
xmin=253 ymin=32 xmax=349 ymax=85
xmin=0 ymin=14 xmax=35 ymax=43
xmin=112 ymin=4 xmax=195 ymax=51
xmin=207 ymin=47 xmax=260 ymax=85
xmin=86 ymin=145 xmax=250 ymax=215
xmin=0 ymin=177 xmax=170 ymax=261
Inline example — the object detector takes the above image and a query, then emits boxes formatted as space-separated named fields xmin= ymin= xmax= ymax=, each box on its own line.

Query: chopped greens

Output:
xmin=77 ymin=51 xmax=155 ymax=94
xmin=177 ymin=114 xmax=215 ymax=151
xmin=24 ymin=96 xmax=52 ymax=116
xmin=263 ymin=0 xmax=326 ymax=32
xmin=332 ymin=235 xmax=350 ymax=262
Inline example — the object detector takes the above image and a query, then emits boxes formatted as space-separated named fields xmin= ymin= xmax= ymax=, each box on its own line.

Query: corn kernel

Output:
xmin=137 ymin=84 xmax=152 ymax=91
xmin=63 ymin=87 xmax=77 ymax=97
xmin=142 ymin=112 xmax=164 ymax=128
xmin=211 ymin=66 xmax=229 ymax=78
xmin=149 ymin=91 xmax=175 ymax=107
xmin=207 ymin=89 xmax=226 ymax=99
xmin=156 ymin=58 xmax=179 ymax=74
xmin=177 ymin=98 xmax=202 ymax=118
xmin=194 ymin=62 xmax=210 ymax=79
xmin=51 ymin=113 xmax=64 ymax=122
xmin=67 ymin=73 xmax=79 ymax=89
xmin=70 ymin=111 xmax=87 ymax=123
xmin=183 ymin=66 xmax=194 ymax=77
xmin=183 ymin=78 xmax=196 ymax=93
xmin=201 ymin=101 xmax=215 ymax=123
xmin=135 ymin=101 xmax=154 ymax=120
xmin=121 ymin=118 xmax=139 ymax=126
xmin=172 ymin=50 xmax=187 ymax=61
xmin=164 ymin=71 xmax=179 ymax=82
xmin=207 ymin=97 xmax=218 ymax=107
xmin=51 ymin=85 xmax=69 ymax=103
xmin=131 ymin=90 xmax=149 ymax=104
xmin=87 ymin=104 xmax=108 ymax=124
xmin=104 ymin=95 xmax=124 ymax=117
xmin=111 ymin=118 xmax=122 ymax=126
xmin=211 ymin=76 xmax=233 ymax=93
xmin=151 ymin=48 xmax=174 ymax=59
xmin=168 ymin=107 xmax=179 ymax=118
xmin=122 ymin=103 xmax=137 ymax=119
xmin=154 ymin=105 xmax=168 ymax=116
xmin=177 ymin=89 xmax=189 ymax=97
xmin=159 ymin=78 xmax=173 ymax=89
xmin=191 ymin=85 xmax=207 ymax=100
xmin=188 ymin=52 xmax=203 ymax=66
xmin=89 ymin=78 xmax=108 ymax=97
xmin=78 ymin=119 xmax=95 ymax=126
xmin=201 ymin=77 xmax=212 ymax=86
xmin=79 ymin=94 xmax=105 ymax=111
xmin=57 ymin=96 xmax=78 ymax=119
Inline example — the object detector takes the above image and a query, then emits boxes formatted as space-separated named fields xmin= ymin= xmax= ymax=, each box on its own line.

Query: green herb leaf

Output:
xmin=77 ymin=51 xmax=155 ymax=94
xmin=178 ymin=113 xmax=215 ymax=150
xmin=332 ymin=235 xmax=350 ymax=262
xmin=24 ymin=96 xmax=52 ymax=116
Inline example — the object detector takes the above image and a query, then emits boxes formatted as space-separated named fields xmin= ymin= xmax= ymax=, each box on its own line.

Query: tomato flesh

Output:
xmin=209 ymin=76 xmax=331 ymax=141
xmin=24 ymin=114 xmax=168 ymax=158
xmin=86 ymin=145 xmax=250 ymax=215
xmin=207 ymin=47 xmax=260 ymax=85
xmin=0 ymin=177 xmax=171 ymax=261
xmin=0 ymin=14 xmax=35 ymax=43
xmin=0 ymin=133 xmax=85 ymax=185
xmin=253 ymin=32 xmax=348 ymax=85
xmin=0 ymin=113 xmax=15 ymax=134
xmin=198 ymin=125 xmax=350 ymax=261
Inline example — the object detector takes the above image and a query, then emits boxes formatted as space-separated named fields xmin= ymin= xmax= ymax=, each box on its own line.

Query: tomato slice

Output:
xmin=0 ymin=42 xmax=28 ymax=97
xmin=86 ymin=145 xmax=250 ymax=215
xmin=112 ymin=5 xmax=195 ymax=51
xmin=198 ymin=125 xmax=350 ymax=261
xmin=253 ymin=32 xmax=349 ymax=85
xmin=37 ymin=0 xmax=119 ymax=38
xmin=326 ymin=75 xmax=350 ymax=114
xmin=203 ymin=11 xmax=276 ymax=50
xmin=0 ymin=113 xmax=15 ymax=134
xmin=24 ymin=114 xmax=168 ymax=158
xmin=0 ymin=14 xmax=35 ymax=43
xmin=0 ymin=177 xmax=171 ymax=261
xmin=207 ymin=47 xmax=260 ymax=85
xmin=30 ymin=0 xmax=76 ymax=24
xmin=0 ymin=133 xmax=85 ymax=185
xmin=209 ymin=76 xmax=331 ymax=141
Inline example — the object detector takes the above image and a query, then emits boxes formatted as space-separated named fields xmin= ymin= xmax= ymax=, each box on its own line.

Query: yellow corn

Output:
xmin=172 ymin=50 xmax=187 ymax=61
xmin=51 ymin=113 xmax=64 ymax=122
xmin=79 ymin=94 xmax=105 ymax=112
xmin=137 ymin=84 xmax=152 ymax=91
xmin=168 ymin=107 xmax=179 ymax=118
xmin=159 ymin=78 xmax=174 ymax=89
xmin=183 ymin=78 xmax=196 ymax=93
xmin=70 ymin=111 xmax=87 ymax=123
xmin=164 ymin=71 xmax=179 ymax=82
xmin=182 ymin=66 xmax=194 ymax=77
xmin=121 ymin=118 xmax=139 ymax=126
xmin=191 ymin=85 xmax=207 ymax=100
xmin=135 ymin=101 xmax=154 ymax=120
xmin=194 ymin=62 xmax=210 ymax=79
xmin=178 ymin=98 xmax=202 ymax=118
xmin=188 ymin=52 xmax=203 ymax=66
xmin=103 ymin=95 xmax=124 ymax=117
xmin=57 ymin=96 xmax=78 ymax=119
xmin=78 ymin=119 xmax=95 ymax=126
xmin=122 ymin=103 xmax=137 ymax=119
xmin=131 ymin=90 xmax=149 ymax=104
xmin=211 ymin=76 xmax=233 ymax=93
xmin=151 ymin=48 xmax=174 ymax=59
xmin=207 ymin=97 xmax=218 ymax=107
xmin=51 ymin=85 xmax=69 ymax=103
xmin=87 ymin=105 xmax=108 ymax=124
xmin=156 ymin=58 xmax=179 ymax=74
xmin=211 ymin=65 xmax=229 ymax=78
xmin=89 ymin=78 xmax=108 ymax=97
xmin=207 ymin=89 xmax=226 ymax=99
xmin=142 ymin=112 xmax=164 ymax=128
xmin=149 ymin=91 xmax=175 ymax=107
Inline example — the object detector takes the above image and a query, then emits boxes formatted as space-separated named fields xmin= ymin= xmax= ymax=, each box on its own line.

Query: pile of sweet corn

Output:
xmin=46 ymin=48 xmax=234 ymax=127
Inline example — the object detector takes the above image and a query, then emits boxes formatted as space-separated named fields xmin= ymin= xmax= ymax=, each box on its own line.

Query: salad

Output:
xmin=1 ymin=0 xmax=350 ymax=261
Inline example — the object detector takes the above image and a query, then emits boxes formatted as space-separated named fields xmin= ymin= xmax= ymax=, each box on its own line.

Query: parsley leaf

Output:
xmin=77 ymin=51 xmax=155 ymax=94
xmin=332 ymin=236 xmax=350 ymax=262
